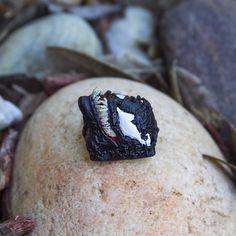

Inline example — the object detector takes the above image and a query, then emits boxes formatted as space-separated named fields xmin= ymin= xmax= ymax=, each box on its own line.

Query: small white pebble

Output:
xmin=0 ymin=96 xmax=23 ymax=130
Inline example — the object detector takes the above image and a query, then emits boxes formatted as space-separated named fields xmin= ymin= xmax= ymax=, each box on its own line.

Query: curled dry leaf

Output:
xmin=175 ymin=66 xmax=223 ymax=126
xmin=46 ymin=46 xmax=139 ymax=81
xmin=203 ymin=154 xmax=236 ymax=183
xmin=102 ymin=55 xmax=168 ymax=92
xmin=203 ymin=154 xmax=236 ymax=172
xmin=46 ymin=47 xmax=169 ymax=92
xmin=204 ymin=123 xmax=230 ymax=161
xmin=0 ymin=216 xmax=35 ymax=236
xmin=168 ymin=62 xmax=183 ymax=104
xmin=168 ymin=65 xmax=236 ymax=167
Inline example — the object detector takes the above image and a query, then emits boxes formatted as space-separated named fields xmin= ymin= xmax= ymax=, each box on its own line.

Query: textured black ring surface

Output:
xmin=78 ymin=90 xmax=159 ymax=161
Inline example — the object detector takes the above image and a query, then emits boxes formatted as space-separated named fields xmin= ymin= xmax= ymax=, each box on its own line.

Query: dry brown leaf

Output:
xmin=203 ymin=154 xmax=236 ymax=173
xmin=46 ymin=47 xmax=140 ymax=81
xmin=168 ymin=62 xmax=183 ymax=104
xmin=0 ymin=216 xmax=35 ymax=236
xmin=102 ymin=55 xmax=168 ymax=91
xmin=174 ymin=66 xmax=223 ymax=126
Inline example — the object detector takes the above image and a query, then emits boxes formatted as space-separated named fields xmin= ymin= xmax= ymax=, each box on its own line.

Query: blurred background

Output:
xmin=0 ymin=0 xmax=236 ymax=233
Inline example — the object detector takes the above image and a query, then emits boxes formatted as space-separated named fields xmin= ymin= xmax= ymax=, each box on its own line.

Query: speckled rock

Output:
xmin=11 ymin=78 xmax=236 ymax=235
xmin=0 ymin=13 xmax=102 ymax=77
xmin=160 ymin=0 xmax=236 ymax=126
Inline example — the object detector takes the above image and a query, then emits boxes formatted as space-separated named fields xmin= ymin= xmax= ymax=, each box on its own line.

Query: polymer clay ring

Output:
xmin=78 ymin=90 xmax=159 ymax=161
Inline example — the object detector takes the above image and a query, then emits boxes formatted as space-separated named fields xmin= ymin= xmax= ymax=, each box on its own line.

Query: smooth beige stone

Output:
xmin=11 ymin=78 xmax=236 ymax=235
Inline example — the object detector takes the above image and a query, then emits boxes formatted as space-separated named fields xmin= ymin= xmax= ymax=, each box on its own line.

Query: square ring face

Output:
xmin=79 ymin=90 xmax=159 ymax=161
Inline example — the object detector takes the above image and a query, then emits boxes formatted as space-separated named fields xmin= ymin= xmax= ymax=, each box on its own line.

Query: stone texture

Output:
xmin=160 ymin=0 xmax=236 ymax=125
xmin=0 ymin=13 xmax=102 ymax=77
xmin=11 ymin=78 xmax=236 ymax=235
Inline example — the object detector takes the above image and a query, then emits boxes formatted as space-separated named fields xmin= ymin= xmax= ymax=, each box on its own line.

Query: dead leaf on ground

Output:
xmin=168 ymin=62 xmax=183 ymax=104
xmin=102 ymin=55 xmax=168 ymax=91
xmin=45 ymin=46 xmax=139 ymax=81
xmin=0 ymin=216 xmax=35 ymax=236
xmin=203 ymin=154 xmax=236 ymax=183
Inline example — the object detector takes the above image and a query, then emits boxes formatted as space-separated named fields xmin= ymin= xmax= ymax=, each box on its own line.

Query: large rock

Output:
xmin=160 ymin=0 xmax=236 ymax=125
xmin=11 ymin=78 xmax=236 ymax=235
xmin=0 ymin=13 xmax=102 ymax=77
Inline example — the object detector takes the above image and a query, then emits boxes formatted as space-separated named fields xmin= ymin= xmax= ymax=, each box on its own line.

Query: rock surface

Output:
xmin=0 ymin=13 xmax=102 ymax=77
xmin=11 ymin=78 xmax=236 ymax=235
xmin=160 ymin=0 xmax=236 ymax=126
